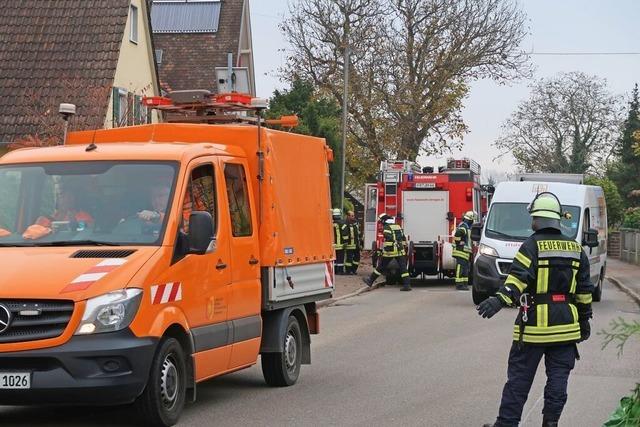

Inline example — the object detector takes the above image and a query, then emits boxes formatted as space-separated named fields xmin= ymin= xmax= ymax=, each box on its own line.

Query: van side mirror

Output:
xmin=582 ymin=228 xmax=598 ymax=249
xmin=188 ymin=211 xmax=215 ymax=255
xmin=471 ymin=223 xmax=483 ymax=243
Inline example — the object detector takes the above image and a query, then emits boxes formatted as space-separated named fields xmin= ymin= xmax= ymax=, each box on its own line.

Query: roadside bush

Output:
xmin=622 ymin=208 xmax=640 ymax=229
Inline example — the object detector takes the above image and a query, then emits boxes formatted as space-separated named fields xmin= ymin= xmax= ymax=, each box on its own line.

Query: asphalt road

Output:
xmin=1 ymin=279 xmax=639 ymax=427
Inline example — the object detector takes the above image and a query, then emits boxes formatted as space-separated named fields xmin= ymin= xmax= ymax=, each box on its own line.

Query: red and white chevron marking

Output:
xmin=151 ymin=282 xmax=182 ymax=305
xmin=62 ymin=258 xmax=127 ymax=293
xmin=324 ymin=261 xmax=334 ymax=288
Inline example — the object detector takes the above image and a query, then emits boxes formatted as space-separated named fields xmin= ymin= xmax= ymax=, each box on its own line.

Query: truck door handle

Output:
xmin=216 ymin=261 xmax=227 ymax=270
xmin=249 ymin=257 xmax=259 ymax=265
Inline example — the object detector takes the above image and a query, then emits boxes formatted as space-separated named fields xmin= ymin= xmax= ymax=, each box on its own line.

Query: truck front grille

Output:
xmin=0 ymin=300 xmax=74 ymax=344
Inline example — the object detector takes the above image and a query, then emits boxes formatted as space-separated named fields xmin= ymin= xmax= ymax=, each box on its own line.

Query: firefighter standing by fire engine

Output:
xmin=477 ymin=193 xmax=593 ymax=427
xmin=332 ymin=208 xmax=349 ymax=275
xmin=363 ymin=213 xmax=412 ymax=291
xmin=453 ymin=210 xmax=475 ymax=291
xmin=344 ymin=210 xmax=361 ymax=275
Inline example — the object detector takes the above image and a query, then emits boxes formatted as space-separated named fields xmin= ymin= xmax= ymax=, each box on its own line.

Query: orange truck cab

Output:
xmin=0 ymin=106 xmax=335 ymax=426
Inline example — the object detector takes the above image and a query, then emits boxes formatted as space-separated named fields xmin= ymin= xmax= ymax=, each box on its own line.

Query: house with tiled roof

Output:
xmin=0 ymin=0 xmax=161 ymax=144
xmin=151 ymin=0 xmax=255 ymax=95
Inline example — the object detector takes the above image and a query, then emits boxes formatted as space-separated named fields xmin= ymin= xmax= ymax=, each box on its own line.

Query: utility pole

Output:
xmin=340 ymin=44 xmax=350 ymax=213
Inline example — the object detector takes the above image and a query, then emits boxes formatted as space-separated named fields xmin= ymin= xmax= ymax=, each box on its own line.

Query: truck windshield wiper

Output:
xmin=485 ymin=229 xmax=522 ymax=240
xmin=36 ymin=240 xmax=122 ymax=247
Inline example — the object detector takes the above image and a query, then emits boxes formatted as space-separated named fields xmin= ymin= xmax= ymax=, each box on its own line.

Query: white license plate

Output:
xmin=0 ymin=372 xmax=31 ymax=389
xmin=414 ymin=182 xmax=436 ymax=188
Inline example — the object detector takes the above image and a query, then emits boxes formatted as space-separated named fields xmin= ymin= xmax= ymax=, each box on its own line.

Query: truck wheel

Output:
xmin=262 ymin=315 xmax=302 ymax=387
xmin=472 ymin=286 xmax=488 ymax=305
xmin=136 ymin=337 xmax=187 ymax=427
xmin=592 ymin=273 xmax=603 ymax=302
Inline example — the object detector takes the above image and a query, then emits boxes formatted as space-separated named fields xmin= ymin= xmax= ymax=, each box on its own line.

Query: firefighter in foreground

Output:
xmin=477 ymin=193 xmax=593 ymax=427
xmin=344 ymin=210 xmax=361 ymax=275
xmin=453 ymin=210 xmax=476 ymax=291
xmin=332 ymin=208 xmax=347 ymax=274
xmin=363 ymin=213 xmax=412 ymax=291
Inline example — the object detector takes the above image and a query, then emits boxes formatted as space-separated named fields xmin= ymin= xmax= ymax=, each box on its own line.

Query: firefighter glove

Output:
xmin=579 ymin=320 xmax=590 ymax=342
xmin=477 ymin=296 xmax=503 ymax=319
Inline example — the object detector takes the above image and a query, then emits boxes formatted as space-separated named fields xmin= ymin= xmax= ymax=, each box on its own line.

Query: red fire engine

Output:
xmin=363 ymin=159 xmax=490 ymax=279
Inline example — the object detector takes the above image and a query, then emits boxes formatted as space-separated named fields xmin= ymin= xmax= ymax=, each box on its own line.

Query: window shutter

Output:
xmin=134 ymin=95 xmax=141 ymax=125
xmin=112 ymin=87 xmax=120 ymax=127
xmin=127 ymin=93 xmax=134 ymax=126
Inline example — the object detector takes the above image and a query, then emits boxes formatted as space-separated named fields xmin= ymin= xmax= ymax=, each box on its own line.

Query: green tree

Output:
xmin=610 ymin=84 xmax=640 ymax=206
xmin=584 ymin=176 xmax=624 ymax=228
xmin=267 ymin=79 xmax=343 ymax=207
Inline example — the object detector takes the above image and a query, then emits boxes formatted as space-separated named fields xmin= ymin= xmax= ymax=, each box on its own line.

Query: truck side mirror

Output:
xmin=471 ymin=223 xmax=482 ymax=243
xmin=188 ymin=211 xmax=215 ymax=255
xmin=582 ymin=228 xmax=598 ymax=249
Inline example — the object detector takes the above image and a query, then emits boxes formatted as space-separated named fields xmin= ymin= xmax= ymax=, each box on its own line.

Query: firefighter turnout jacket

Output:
xmin=382 ymin=223 xmax=407 ymax=257
xmin=453 ymin=222 xmax=472 ymax=260
xmin=333 ymin=220 xmax=349 ymax=250
xmin=345 ymin=221 xmax=361 ymax=250
xmin=495 ymin=229 xmax=593 ymax=345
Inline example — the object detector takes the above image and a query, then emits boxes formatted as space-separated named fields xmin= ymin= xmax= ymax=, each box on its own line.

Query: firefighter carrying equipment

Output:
xmin=491 ymin=229 xmax=593 ymax=345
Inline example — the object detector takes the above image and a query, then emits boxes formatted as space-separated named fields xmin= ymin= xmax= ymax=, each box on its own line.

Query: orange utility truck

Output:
xmin=0 ymin=91 xmax=334 ymax=426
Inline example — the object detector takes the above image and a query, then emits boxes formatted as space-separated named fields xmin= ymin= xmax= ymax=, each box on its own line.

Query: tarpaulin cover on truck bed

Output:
xmin=68 ymin=124 xmax=334 ymax=267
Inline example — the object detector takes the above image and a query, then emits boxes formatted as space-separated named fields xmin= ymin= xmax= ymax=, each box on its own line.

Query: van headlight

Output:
xmin=478 ymin=243 xmax=498 ymax=258
xmin=75 ymin=289 xmax=143 ymax=335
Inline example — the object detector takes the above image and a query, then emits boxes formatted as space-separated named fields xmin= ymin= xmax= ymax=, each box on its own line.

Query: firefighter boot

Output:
xmin=362 ymin=277 xmax=374 ymax=287
xmin=542 ymin=416 xmax=559 ymax=427
xmin=400 ymin=286 xmax=412 ymax=291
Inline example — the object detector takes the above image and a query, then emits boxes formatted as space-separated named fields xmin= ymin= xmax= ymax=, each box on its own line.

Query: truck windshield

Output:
xmin=0 ymin=161 xmax=177 ymax=246
xmin=485 ymin=202 xmax=580 ymax=241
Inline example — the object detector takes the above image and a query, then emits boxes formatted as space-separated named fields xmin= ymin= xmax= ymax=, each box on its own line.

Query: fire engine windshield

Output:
xmin=0 ymin=161 xmax=177 ymax=246
xmin=485 ymin=203 xmax=580 ymax=241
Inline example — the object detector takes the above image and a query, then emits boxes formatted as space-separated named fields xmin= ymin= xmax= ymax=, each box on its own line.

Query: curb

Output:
xmin=317 ymin=283 xmax=379 ymax=308
xmin=607 ymin=275 xmax=640 ymax=307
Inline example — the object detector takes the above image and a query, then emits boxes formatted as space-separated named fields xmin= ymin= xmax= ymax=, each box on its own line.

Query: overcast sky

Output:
xmin=249 ymin=0 xmax=640 ymax=181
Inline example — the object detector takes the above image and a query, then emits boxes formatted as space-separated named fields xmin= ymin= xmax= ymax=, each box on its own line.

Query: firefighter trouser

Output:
xmin=345 ymin=248 xmax=360 ymax=274
xmin=495 ymin=343 xmax=577 ymax=426
xmin=369 ymin=255 xmax=410 ymax=289
xmin=454 ymin=256 xmax=469 ymax=286
xmin=335 ymin=249 xmax=345 ymax=274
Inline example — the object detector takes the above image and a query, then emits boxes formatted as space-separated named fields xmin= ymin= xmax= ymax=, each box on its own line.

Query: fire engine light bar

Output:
xmin=142 ymin=96 xmax=172 ymax=107
xmin=215 ymin=93 xmax=253 ymax=105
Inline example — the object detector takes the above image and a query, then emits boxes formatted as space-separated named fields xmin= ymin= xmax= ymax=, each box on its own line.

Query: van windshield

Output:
xmin=0 ymin=161 xmax=177 ymax=246
xmin=485 ymin=202 xmax=580 ymax=241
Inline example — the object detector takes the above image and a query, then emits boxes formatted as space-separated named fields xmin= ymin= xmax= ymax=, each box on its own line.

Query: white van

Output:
xmin=471 ymin=180 xmax=607 ymax=304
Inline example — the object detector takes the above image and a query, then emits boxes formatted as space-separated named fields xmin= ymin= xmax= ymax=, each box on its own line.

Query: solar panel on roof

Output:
xmin=151 ymin=1 xmax=221 ymax=33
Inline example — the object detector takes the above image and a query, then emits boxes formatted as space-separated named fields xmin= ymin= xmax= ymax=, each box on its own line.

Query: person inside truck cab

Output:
xmin=22 ymin=184 xmax=94 ymax=240
xmin=137 ymin=182 xmax=171 ymax=223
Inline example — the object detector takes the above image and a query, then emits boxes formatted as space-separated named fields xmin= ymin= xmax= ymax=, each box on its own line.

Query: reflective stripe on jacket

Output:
xmin=495 ymin=229 xmax=593 ymax=345
xmin=381 ymin=223 xmax=407 ymax=257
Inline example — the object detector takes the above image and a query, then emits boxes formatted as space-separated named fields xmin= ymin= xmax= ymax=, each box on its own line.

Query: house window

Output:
xmin=130 ymin=5 xmax=139 ymax=43
xmin=155 ymin=49 xmax=163 ymax=65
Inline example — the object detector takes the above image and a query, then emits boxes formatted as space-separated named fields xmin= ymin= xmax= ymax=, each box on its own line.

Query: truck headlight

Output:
xmin=75 ymin=289 xmax=143 ymax=335
xmin=478 ymin=243 xmax=498 ymax=258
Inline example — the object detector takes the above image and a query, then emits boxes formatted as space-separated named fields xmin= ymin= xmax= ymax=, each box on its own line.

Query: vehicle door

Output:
xmin=155 ymin=158 xmax=232 ymax=379
xmin=220 ymin=158 xmax=261 ymax=368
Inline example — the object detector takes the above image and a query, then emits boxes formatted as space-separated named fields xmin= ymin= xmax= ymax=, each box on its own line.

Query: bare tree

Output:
xmin=495 ymin=72 xmax=623 ymax=175
xmin=282 ymin=0 xmax=529 ymax=179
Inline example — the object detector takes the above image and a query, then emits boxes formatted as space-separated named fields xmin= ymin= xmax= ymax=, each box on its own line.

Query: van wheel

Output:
xmin=592 ymin=273 xmax=603 ymax=302
xmin=262 ymin=315 xmax=302 ymax=387
xmin=472 ymin=286 xmax=488 ymax=305
xmin=136 ymin=337 xmax=187 ymax=427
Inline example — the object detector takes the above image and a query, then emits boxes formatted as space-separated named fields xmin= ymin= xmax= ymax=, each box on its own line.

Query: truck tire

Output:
xmin=262 ymin=315 xmax=302 ymax=387
xmin=592 ymin=272 xmax=603 ymax=302
xmin=136 ymin=337 xmax=187 ymax=427
xmin=472 ymin=285 xmax=488 ymax=305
